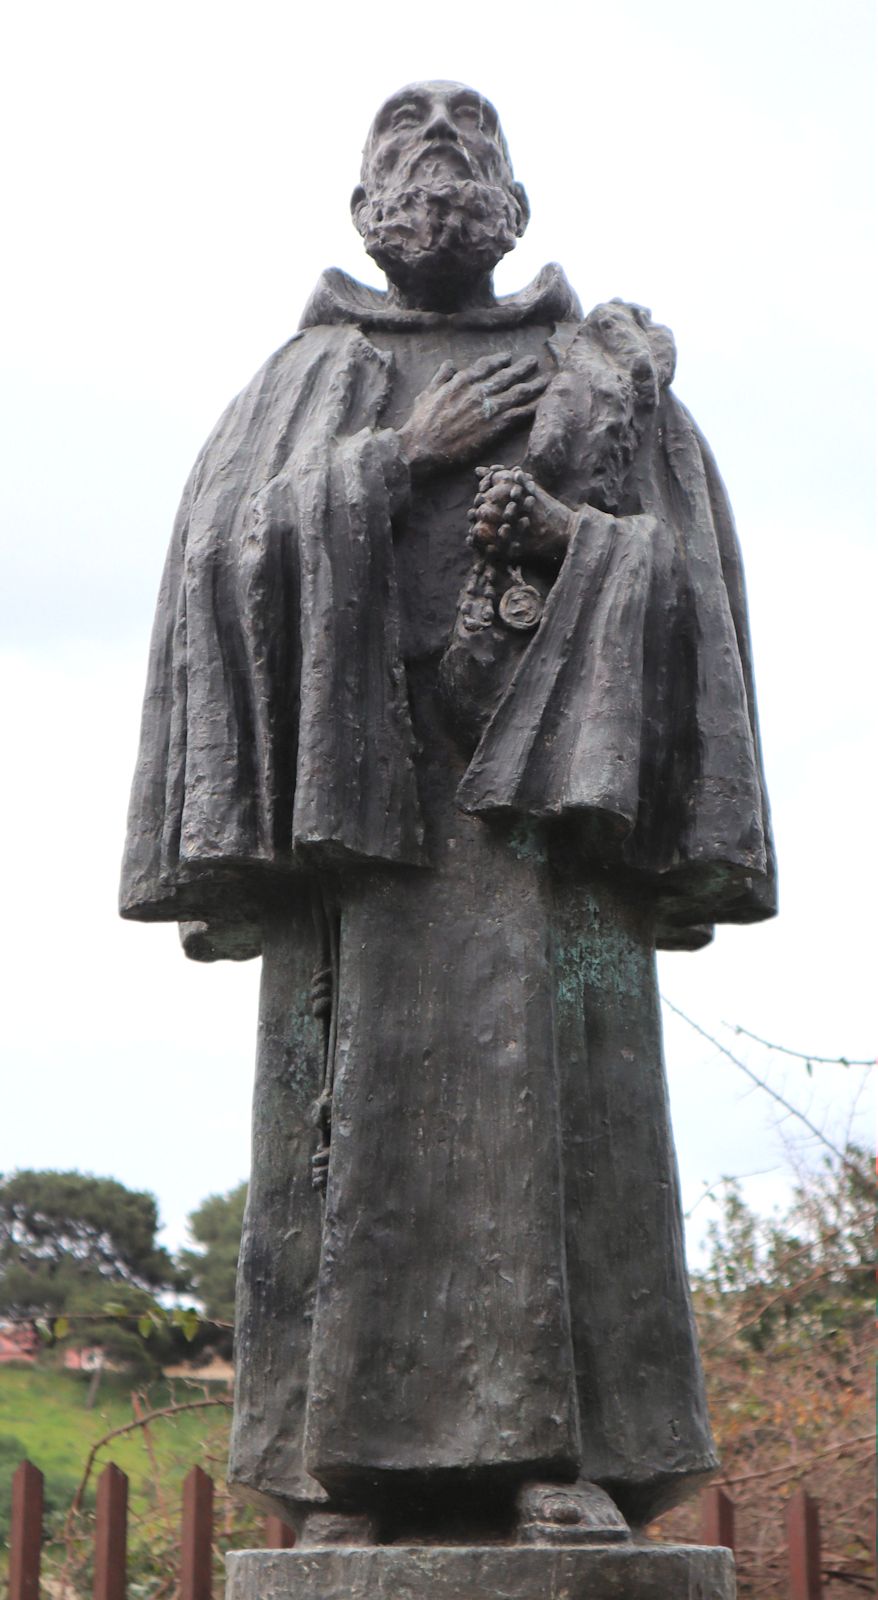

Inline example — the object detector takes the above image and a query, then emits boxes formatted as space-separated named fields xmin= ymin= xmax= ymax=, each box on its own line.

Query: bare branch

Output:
xmin=715 ymin=1432 xmax=873 ymax=1487
xmin=0 ymin=1308 xmax=235 ymax=1331
xmin=697 ymin=1201 xmax=872 ymax=1288
xmin=701 ymin=1255 xmax=871 ymax=1352
xmin=724 ymin=1023 xmax=874 ymax=1069
xmin=685 ymin=1167 xmax=781 ymax=1220
xmin=661 ymin=999 xmax=859 ymax=1174
xmin=64 ymin=1395 xmax=231 ymax=1539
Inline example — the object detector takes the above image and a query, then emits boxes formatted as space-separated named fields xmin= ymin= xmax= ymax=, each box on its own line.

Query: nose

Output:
xmin=424 ymin=106 xmax=458 ymax=142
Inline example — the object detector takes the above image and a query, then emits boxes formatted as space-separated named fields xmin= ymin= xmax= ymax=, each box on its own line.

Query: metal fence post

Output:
xmin=181 ymin=1466 xmax=214 ymax=1600
xmin=264 ymin=1514 xmax=296 ymax=1548
xmin=787 ymin=1488 xmax=822 ymax=1600
xmin=9 ymin=1461 xmax=44 ymax=1600
xmin=93 ymin=1462 xmax=128 ymax=1600
xmin=701 ymin=1484 xmax=736 ymax=1552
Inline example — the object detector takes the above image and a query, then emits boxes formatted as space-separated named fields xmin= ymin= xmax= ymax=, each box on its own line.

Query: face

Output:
xmin=351 ymin=82 xmax=529 ymax=303
xmin=362 ymin=82 xmax=513 ymax=194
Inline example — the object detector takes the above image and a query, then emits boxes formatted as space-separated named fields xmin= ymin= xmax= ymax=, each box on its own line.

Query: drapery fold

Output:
xmin=120 ymin=325 xmax=425 ymax=926
xmin=457 ymin=392 xmax=775 ymax=926
xmin=121 ymin=271 xmax=775 ymax=941
xmin=118 ymin=272 xmax=774 ymax=1525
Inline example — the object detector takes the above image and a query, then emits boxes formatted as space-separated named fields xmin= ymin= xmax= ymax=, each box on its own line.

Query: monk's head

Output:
xmin=351 ymin=82 xmax=530 ymax=307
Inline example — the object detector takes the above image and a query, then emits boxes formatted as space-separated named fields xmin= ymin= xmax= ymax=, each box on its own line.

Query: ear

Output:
xmin=350 ymin=184 xmax=367 ymax=233
xmin=510 ymin=181 xmax=530 ymax=237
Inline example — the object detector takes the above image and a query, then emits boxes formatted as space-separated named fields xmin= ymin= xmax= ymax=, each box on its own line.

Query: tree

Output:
xmin=0 ymin=1170 xmax=179 ymax=1317
xmin=655 ymin=1143 xmax=874 ymax=1596
xmin=0 ymin=1171 xmax=183 ymax=1378
xmin=700 ymin=1143 xmax=873 ymax=1348
xmin=177 ymin=1182 xmax=247 ymax=1355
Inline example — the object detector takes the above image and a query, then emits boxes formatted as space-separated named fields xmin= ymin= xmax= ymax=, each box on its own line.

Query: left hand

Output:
xmin=467 ymin=467 xmax=573 ymax=566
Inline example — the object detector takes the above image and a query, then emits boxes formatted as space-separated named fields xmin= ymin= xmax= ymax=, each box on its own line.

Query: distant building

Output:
xmin=63 ymin=1345 xmax=106 ymax=1372
xmin=0 ymin=1323 xmax=38 ymax=1363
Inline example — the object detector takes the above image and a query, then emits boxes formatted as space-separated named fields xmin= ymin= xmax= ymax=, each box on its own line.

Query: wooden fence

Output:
xmin=8 ymin=1463 xmax=825 ymax=1599
xmin=8 ymin=1460 xmax=295 ymax=1600
xmin=700 ymin=1485 xmax=824 ymax=1600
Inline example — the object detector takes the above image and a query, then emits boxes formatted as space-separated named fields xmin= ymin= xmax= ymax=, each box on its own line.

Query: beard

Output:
xmin=356 ymin=176 xmax=521 ymax=298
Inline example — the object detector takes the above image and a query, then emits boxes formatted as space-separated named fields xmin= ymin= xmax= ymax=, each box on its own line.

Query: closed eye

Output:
xmin=392 ymin=104 xmax=423 ymax=128
xmin=450 ymin=96 xmax=497 ymax=134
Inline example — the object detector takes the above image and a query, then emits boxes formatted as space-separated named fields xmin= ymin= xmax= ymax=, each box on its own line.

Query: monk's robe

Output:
xmin=120 ymin=265 xmax=775 ymax=1526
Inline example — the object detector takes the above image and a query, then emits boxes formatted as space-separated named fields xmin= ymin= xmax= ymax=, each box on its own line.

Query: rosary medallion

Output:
xmin=498 ymin=567 xmax=543 ymax=632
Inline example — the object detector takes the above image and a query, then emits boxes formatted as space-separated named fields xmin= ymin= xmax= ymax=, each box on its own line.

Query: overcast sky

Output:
xmin=1 ymin=0 xmax=874 ymax=1262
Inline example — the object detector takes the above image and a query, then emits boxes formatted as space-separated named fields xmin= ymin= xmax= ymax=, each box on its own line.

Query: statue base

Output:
xmin=227 ymin=1542 xmax=734 ymax=1599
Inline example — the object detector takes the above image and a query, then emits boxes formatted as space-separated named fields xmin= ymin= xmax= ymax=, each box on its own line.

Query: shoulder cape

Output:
xmin=120 ymin=268 xmax=775 ymax=952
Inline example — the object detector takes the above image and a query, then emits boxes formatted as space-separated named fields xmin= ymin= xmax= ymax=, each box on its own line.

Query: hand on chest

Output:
xmin=373 ymin=324 xmax=558 ymax=659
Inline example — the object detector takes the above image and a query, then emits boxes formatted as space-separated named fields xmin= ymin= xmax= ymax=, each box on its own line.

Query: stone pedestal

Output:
xmin=227 ymin=1543 xmax=735 ymax=1599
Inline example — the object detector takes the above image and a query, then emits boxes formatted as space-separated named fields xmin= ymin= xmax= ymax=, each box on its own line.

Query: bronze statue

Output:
xmin=122 ymin=81 xmax=774 ymax=1564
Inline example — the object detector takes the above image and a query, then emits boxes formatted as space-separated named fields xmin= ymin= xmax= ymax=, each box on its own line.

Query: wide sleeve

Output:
xmin=120 ymin=327 xmax=424 ymax=952
xmin=457 ymin=308 xmax=776 ymax=934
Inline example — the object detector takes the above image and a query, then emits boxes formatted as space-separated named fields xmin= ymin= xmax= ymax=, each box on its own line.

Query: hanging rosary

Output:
xmin=459 ymin=465 xmax=545 ymax=634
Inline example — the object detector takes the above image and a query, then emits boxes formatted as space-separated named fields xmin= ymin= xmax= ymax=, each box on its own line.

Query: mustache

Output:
xmin=359 ymin=178 xmax=518 ymax=234
xmin=398 ymin=139 xmax=475 ymax=182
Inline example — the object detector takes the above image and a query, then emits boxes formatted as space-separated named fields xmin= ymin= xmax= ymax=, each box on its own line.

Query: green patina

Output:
xmin=282 ymin=999 xmax=323 ymax=1096
xmin=504 ymin=818 xmax=547 ymax=864
xmin=554 ymin=890 xmax=647 ymax=1007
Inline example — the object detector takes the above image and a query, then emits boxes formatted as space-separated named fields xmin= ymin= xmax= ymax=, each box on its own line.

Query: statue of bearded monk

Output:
xmin=121 ymin=81 xmax=775 ymax=1546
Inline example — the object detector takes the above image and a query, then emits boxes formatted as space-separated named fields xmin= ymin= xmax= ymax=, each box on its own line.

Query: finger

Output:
xmin=483 ymin=356 xmax=540 ymax=393
xmin=493 ymin=377 xmax=549 ymax=409
xmin=471 ymin=479 xmax=508 ymax=506
xmin=474 ymin=496 xmax=510 ymax=525
xmin=463 ymin=352 xmax=514 ymax=381
xmin=475 ymin=466 xmax=512 ymax=491
xmin=430 ymin=360 xmax=456 ymax=386
xmin=476 ymin=409 xmax=537 ymax=448
xmin=481 ymin=401 xmax=541 ymax=439
xmin=471 ymin=527 xmax=505 ymax=557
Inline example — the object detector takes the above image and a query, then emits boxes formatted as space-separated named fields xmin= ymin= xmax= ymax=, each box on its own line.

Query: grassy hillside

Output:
xmin=0 ymin=1362 xmax=229 ymax=1486
xmin=2 ymin=1363 xmax=225 ymax=1472
xmin=0 ymin=1360 xmax=254 ymax=1594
